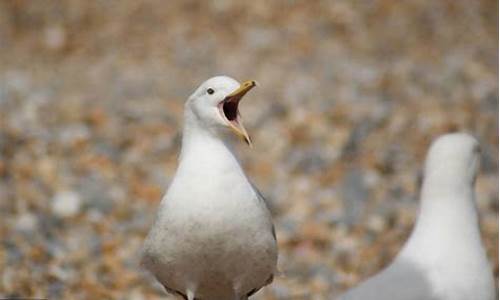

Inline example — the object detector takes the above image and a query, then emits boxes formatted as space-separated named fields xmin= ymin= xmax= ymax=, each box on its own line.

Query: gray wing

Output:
xmin=247 ymin=182 xmax=277 ymax=298
xmin=339 ymin=259 xmax=437 ymax=300
xmin=250 ymin=182 xmax=277 ymax=241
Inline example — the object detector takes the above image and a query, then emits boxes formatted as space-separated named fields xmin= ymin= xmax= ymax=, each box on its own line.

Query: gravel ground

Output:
xmin=0 ymin=1 xmax=497 ymax=299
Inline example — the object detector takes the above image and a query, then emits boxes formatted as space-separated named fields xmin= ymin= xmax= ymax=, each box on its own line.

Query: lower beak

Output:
xmin=220 ymin=80 xmax=257 ymax=146
xmin=230 ymin=119 xmax=252 ymax=146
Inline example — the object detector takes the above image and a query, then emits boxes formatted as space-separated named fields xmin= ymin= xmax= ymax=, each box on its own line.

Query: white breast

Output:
xmin=143 ymin=136 xmax=277 ymax=299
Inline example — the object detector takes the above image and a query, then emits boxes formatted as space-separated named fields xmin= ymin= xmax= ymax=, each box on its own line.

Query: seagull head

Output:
xmin=424 ymin=133 xmax=481 ymax=186
xmin=186 ymin=76 xmax=257 ymax=146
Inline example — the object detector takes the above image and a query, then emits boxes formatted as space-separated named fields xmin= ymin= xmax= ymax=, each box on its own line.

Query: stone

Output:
xmin=51 ymin=190 xmax=82 ymax=218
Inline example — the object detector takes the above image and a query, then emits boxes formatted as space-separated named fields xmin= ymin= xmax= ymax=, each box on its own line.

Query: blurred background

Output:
xmin=0 ymin=1 xmax=497 ymax=299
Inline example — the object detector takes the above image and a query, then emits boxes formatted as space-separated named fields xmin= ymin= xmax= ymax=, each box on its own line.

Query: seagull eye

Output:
xmin=207 ymin=88 xmax=215 ymax=95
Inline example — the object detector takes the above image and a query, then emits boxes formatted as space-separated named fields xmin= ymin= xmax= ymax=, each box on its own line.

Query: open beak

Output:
xmin=218 ymin=80 xmax=257 ymax=146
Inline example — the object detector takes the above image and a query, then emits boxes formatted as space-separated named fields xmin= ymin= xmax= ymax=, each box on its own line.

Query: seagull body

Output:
xmin=340 ymin=133 xmax=495 ymax=300
xmin=142 ymin=76 xmax=277 ymax=300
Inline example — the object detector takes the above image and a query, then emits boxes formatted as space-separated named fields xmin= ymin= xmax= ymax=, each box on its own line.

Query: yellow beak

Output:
xmin=226 ymin=80 xmax=257 ymax=98
xmin=221 ymin=80 xmax=257 ymax=146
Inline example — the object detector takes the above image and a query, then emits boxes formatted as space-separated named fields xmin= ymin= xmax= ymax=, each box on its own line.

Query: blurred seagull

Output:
xmin=340 ymin=133 xmax=495 ymax=300
xmin=142 ymin=76 xmax=277 ymax=300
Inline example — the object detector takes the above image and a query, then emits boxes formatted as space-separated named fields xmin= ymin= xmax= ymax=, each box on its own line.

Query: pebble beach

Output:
xmin=0 ymin=1 xmax=497 ymax=299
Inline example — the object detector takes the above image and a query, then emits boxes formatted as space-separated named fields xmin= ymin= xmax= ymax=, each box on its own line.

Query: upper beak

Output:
xmin=226 ymin=80 xmax=257 ymax=99
xmin=221 ymin=80 xmax=257 ymax=146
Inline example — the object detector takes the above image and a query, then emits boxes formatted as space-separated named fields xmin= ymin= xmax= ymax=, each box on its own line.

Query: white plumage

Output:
xmin=142 ymin=76 xmax=277 ymax=300
xmin=340 ymin=133 xmax=495 ymax=300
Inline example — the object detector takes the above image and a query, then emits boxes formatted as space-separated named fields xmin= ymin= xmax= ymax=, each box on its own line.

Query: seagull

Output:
xmin=340 ymin=133 xmax=495 ymax=300
xmin=142 ymin=76 xmax=278 ymax=300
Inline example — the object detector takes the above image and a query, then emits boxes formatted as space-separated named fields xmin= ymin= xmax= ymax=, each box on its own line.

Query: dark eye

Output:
xmin=207 ymin=88 xmax=214 ymax=95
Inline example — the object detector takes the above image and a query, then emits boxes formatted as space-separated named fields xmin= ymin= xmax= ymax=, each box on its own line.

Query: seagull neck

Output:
xmin=179 ymin=110 xmax=239 ymax=165
xmin=420 ymin=173 xmax=472 ymax=203
xmin=410 ymin=174 xmax=480 ymax=245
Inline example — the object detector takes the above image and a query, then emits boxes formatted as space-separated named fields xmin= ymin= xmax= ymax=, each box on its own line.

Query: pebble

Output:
xmin=14 ymin=212 xmax=38 ymax=232
xmin=51 ymin=190 xmax=82 ymax=218
xmin=341 ymin=169 xmax=369 ymax=225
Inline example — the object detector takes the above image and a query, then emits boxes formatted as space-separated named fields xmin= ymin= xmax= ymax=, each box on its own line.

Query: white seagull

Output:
xmin=142 ymin=76 xmax=277 ymax=300
xmin=340 ymin=133 xmax=495 ymax=300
